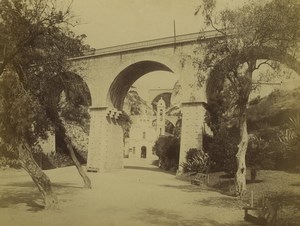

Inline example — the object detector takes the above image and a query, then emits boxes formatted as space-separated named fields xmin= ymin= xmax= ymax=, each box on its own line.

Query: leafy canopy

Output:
xmin=194 ymin=0 xmax=300 ymax=132
xmin=0 ymin=0 xmax=90 ymax=152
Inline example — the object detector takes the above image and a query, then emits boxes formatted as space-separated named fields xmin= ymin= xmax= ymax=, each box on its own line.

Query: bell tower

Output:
xmin=156 ymin=97 xmax=166 ymax=136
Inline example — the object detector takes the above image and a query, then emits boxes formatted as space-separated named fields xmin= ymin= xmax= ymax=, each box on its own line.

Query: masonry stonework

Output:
xmin=178 ymin=102 xmax=206 ymax=173
xmin=72 ymin=39 xmax=209 ymax=172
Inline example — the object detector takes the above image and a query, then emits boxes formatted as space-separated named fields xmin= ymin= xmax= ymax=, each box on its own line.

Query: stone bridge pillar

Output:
xmin=176 ymin=54 xmax=207 ymax=174
xmin=87 ymin=107 xmax=124 ymax=172
xmin=178 ymin=102 xmax=206 ymax=173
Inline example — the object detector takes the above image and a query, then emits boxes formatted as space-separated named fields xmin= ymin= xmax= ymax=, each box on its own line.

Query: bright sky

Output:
xmin=71 ymin=0 xmax=248 ymax=49
xmin=71 ymin=0 xmax=201 ymax=48
xmin=67 ymin=0 xmax=296 ymax=101
xmin=69 ymin=0 xmax=208 ymax=101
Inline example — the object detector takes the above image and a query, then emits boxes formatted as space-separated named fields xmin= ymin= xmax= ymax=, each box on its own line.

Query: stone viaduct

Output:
xmin=70 ymin=30 xmax=221 ymax=172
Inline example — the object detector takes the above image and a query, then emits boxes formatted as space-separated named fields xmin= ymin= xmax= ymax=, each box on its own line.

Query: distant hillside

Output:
xmin=248 ymin=87 xmax=300 ymax=129
xmin=123 ymin=87 xmax=153 ymax=116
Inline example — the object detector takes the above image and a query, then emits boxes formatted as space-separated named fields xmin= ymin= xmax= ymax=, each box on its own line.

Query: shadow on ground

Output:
xmin=161 ymin=184 xmax=242 ymax=208
xmin=160 ymin=184 xmax=211 ymax=193
xmin=124 ymin=166 xmax=176 ymax=175
xmin=0 ymin=181 xmax=82 ymax=212
xmin=291 ymin=182 xmax=300 ymax=187
xmin=0 ymin=188 xmax=44 ymax=212
xmin=136 ymin=208 xmax=247 ymax=226
xmin=194 ymin=196 xmax=242 ymax=209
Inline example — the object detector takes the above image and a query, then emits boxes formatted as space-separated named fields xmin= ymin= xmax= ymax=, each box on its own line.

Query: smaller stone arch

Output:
xmin=206 ymin=46 xmax=300 ymax=102
xmin=152 ymin=118 xmax=176 ymax=135
xmin=151 ymin=92 xmax=172 ymax=112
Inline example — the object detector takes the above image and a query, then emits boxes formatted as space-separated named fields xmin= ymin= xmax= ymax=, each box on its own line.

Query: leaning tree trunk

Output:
xmin=235 ymin=108 xmax=248 ymax=197
xmin=46 ymin=101 xmax=92 ymax=189
xmin=63 ymin=135 xmax=91 ymax=189
xmin=18 ymin=140 xmax=58 ymax=209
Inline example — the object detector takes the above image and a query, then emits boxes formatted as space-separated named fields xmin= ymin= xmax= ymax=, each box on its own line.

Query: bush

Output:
xmin=203 ymin=128 xmax=239 ymax=174
xmin=153 ymin=135 xmax=180 ymax=171
xmin=32 ymin=152 xmax=56 ymax=170
xmin=180 ymin=148 xmax=210 ymax=173
xmin=0 ymin=156 xmax=21 ymax=169
xmin=0 ymin=144 xmax=21 ymax=168
xmin=246 ymin=135 xmax=285 ymax=171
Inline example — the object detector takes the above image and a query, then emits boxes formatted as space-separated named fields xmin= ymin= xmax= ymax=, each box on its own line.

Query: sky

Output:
xmin=66 ymin=0 xmax=246 ymax=101
xmin=66 ymin=0 xmax=297 ymax=101
xmin=71 ymin=0 xmax=203 ymax=48
xmin=69 ymin=0 xmax=207 ymax=100
xmin=70 ymin=0 xmax=247 ymax=49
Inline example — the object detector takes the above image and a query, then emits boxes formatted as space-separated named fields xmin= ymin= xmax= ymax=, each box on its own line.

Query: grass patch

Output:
xmin=179 ymin=169 xmax=300 ymax=224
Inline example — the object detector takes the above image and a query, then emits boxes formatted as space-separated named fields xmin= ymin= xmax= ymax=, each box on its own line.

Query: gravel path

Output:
xmin=0 ymin=159 xmax=250 ymax=226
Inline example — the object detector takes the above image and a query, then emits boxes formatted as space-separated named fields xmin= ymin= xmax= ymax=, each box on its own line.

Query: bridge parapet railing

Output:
xmin=83 ymin=29 xmax=222 ymax=57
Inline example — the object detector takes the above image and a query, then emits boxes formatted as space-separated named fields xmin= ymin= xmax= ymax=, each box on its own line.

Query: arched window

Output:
xmin=159 ymin=109 xmax=163 ymax=121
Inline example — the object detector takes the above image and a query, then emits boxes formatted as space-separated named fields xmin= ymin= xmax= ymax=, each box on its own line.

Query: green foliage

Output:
xmin=198 ymin=0 xmax=300 ymax=110
xmin=153 ymin=135 xmax=180 ymax=171
xmin=165 ymin=120 xmax=175 ymax=135
xmin=249 ymin=96 xmax=262 ymax=106
xmin=118 ymin=111 xmax=132 ymax=139
xmin=0 ymin=71 xmax=49 ymax=147
xmin=0 ymin=143 xmax=20 ymax=168
xmin=124 ymin=89 xmax=151 ymax=116
xmin=247 ymin=135 xmax=277 ymax=170
xmin=278 ymin=115 xmax=300 ymax=168
xmin=173 ymin=118 xmax=182 ymax=139
xmin=196 ymin=0 xmax=300 ymax=191
xmin=58 ymin=73 xmax=91 ymax=126
xmin=203 ymin=129 xmax=238 ymax=174
xmin=0 ymin=157 xmax=20 ymax=168
xmin=180 ymin=148 xmax=210 ymax=173
xmin=0 ymin=0 xmax=90 ymax=154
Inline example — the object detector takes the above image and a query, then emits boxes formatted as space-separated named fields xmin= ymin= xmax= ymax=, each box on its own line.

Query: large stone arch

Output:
xmin=70 ymin=37 xmax=213 ymax=174
xmin=85 ymin=50 xmax=208 ymax=173
xmin=87 ymin=57 xmax=182 ymax=172
xmin=107 ymin=60 xmax=174 ymax=110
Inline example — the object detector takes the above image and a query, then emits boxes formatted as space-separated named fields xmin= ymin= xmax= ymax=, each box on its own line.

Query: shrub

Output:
xmin=246 ymin=135 xmax=286 ymax=172
xmin=180 ymin=148 xmax=210 ymax=173
xmin=278 ymin=115 xmax=300 ymax=169
xmin=0 ymin=143 xmax=21 ymax=168
xmin=0 ymin=156 xmax=21 ymax=168
xmin=153 ymin=135 xmax=180 ymax=171
xmin=203 ymin=128 xmax=239 ymax=174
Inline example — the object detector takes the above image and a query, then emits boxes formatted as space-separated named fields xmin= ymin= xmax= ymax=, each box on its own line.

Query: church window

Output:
xmin=159 ymin=109 xmax=163 ymax=121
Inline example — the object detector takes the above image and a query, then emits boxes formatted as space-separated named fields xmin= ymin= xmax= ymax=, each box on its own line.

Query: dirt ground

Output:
xmin=0 ymin=158 xmax=251 ymax=226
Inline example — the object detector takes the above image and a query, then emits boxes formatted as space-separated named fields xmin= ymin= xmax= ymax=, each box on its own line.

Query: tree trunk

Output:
xmin=46 ymin=101 xmax=92 ymax=189
xmin=235 ymin=60 xmax=255 ymax=198
xmin=235 ymin=109 xmax=248 ymax=197
xmin=18 ymin=141 xmax=58 ymax=209
xmin=64 ymin=135 xmax=92 ymax=189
